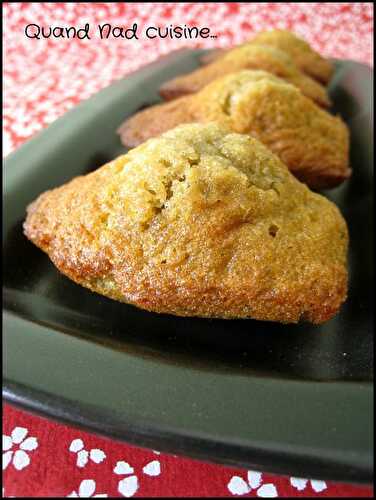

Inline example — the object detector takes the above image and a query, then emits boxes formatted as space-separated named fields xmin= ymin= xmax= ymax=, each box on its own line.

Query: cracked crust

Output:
xmin=24 ymin=123 xmax=348 ymax=323
xmin=119 ymin=71 xmax=350 ymax=189
xmin=200 ymin=30 xmax=334 ymax=85
xmin=160 ymin=44 xmax=331 ymax=108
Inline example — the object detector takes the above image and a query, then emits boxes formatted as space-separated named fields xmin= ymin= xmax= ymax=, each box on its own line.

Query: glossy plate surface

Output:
xmin=3 ymin=50 xmax=374 ymax=484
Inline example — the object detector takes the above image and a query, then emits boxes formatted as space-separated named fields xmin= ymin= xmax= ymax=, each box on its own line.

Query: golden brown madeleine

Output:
xmin=24 ymin=123 xmax=348 ymax=323
xmin=118 ymin=96 xmax=195 ymax=149
xmin=120 ymin=71 xmax=350 ymax=189
xmin=252 ymin=30 xmax=334 ymax=84
xmin=199 ymin=30 xmax=334 ymax=84
xmin=160 ymin=44 xmax=331 ymax=108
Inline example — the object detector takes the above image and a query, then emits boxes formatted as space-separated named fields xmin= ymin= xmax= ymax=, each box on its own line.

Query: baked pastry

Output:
xmin=200 ymin=30 xmax=334 ymax=84
xmin=24 ymin=123 xmax=348 ymax=324
xmin=160 ymin=44 xmax=331 ymax=108
xmin=119 ymin=70 xmax=350 ymax=189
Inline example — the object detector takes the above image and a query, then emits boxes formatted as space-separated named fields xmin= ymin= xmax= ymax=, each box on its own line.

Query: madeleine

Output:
xmin=24 ymin=123 xmax=348 ymax=323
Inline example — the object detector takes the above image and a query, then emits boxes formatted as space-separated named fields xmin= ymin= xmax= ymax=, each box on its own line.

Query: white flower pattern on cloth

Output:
xmin=69 ymin=439 xmax=106 ymax=468
xmin=113 ymin=457 xmax=161 ymax=497
xmin=290 ymin=477 xmax=327 ymax=493
xmin=227 ymin=471 xmax=278 ymax=497
xmin=2 ymin=427 xmax=38 ymax=471
xmin=68 ymin=479 xmax=107 ymax=497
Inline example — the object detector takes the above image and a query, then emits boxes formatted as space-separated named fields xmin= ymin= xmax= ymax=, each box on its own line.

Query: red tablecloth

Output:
xmin=3 ymin=3 xmax=374 ymax=497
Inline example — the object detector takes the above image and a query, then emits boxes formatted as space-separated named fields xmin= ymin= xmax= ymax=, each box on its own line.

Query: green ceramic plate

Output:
xmin=3 ymin=49 xmax=373 ymax=484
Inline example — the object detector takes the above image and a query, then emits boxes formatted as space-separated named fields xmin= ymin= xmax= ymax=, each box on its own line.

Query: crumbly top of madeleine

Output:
xmin=111 ymin=121 xmax=292 ymax=227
